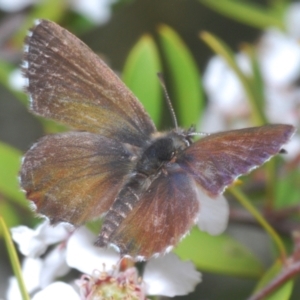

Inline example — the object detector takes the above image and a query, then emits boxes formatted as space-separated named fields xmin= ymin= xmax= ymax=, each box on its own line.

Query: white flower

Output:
xmin=7 ymin=254 xmax=70 ymax=300
xmin=203 ymin=53 xmax=251 ymax=113
xmin=0 ymin=0 xmax=115 ymax=25
xmin=285 ymin=2 xmax=300 ymax=38
xmin=66 ymin=226 xmax=120 ymax=274
xmin=11 ymin=219 xmax=72 ymax=257
xmin=72 ymin=0 xmax=117 ymax=25
xmin=7 ymin=220 xmax=72 ymax=300
xmin=8 ymin=221 xmax=201 ymax=299
xmin=76 ymin=267 xmax=147 ymax=300
xmin=7 ymin=257 xmax=43 ymax=300
xmin=202 ymin=4 xmax=300 ymax=159
xmin=0 ymin=0 xmax=37 ymax=12
xmin=258 ymin=28 xmax=300 ymax=87
xmin=67 ymin=226 xmax=202 ymax=297
xmin=40 ymin=246 xmax=70 ymax=288
xmin=31 ymin=282 xmax=80 ymax=300
xmin=144 ymin=253 xmax=201 ymax=297
xmin=9 ymin=69 xmax=25 ymax=91
xmin=202 ymin=54 xmax=251 ymax=132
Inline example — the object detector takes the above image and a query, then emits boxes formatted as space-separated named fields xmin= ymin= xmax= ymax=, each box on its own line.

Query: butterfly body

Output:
xmin=20 ymin=19 xmax=296 ymax=260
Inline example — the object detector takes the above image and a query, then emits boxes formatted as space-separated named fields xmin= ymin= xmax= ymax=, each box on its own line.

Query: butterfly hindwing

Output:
xmin=97 ymin=165 xmax=200 ymax=259
xmin=20 ymin=132 xmax=134 ymax=225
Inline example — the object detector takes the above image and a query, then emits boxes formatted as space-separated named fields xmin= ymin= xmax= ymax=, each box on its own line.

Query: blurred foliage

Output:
xmin=199 ymin=0 xmax=286 ymax=30
xmin=158 ymin=24 xmax=204 ymax=129
xmin=123 ymin=34 xmax=163 ymax=125
xmin=174 ymin=227 xmax=264 ymax=278
xmin=0 ymin=0 xmax=299 ymax=299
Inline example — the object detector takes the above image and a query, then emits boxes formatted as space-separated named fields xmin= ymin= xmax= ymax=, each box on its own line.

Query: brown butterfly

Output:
xmin=20 ymin=19 xmax=296 ymax=260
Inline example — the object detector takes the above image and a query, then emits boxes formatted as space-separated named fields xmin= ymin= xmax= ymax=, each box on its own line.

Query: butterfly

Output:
xmin=20 ymin=19 xmax=296 ymax=260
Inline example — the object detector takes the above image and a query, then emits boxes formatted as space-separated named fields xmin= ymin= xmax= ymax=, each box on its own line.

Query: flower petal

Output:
xmin=285 ymin=2 xmax=300 ymax=38
xmin=36 ymin=220 xmax=73 ymax=245
xmin=32 ymin=282 xmax=80 ymax=300
xmin=0 ymin=0 xmax=35 ymax=12
xmin=259 ymin=29 xmax=300 ymax=87
xmin=11 ymin=220 xmax=72 ymax=257
xmin=6 ymin=277 xmax=23 ymax=300
xmin=6 ymin=257 xmax=42 ymax=300
xmin=40 ymin=246 xmax=70 ymax=288
xmin=11 ymin=225 xmax=47 ymax=257
xmin=66 ymin=227 xmax=120 ymax=274
xmin=71 ymin=0 xmax=115 ymax=24
xmin=144 ymin=253 xmax=201 ymax=297
xmin=197 ymin=192 xmax=229 ymax=236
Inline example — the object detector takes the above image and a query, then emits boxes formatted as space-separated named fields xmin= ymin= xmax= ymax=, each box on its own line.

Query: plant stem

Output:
xmin=0 ymin=217 xmax=30 ymax=300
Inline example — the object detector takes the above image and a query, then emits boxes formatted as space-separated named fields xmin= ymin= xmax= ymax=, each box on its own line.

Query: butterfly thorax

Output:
xmin=136 ymin=129 xmax=192 ymax=176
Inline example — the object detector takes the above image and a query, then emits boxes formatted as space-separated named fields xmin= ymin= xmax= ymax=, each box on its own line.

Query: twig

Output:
xmin=247 ymin=260 xmax=300 ymax=300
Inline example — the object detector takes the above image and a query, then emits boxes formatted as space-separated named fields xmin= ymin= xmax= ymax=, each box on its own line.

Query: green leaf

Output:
xmin=0 ymin=142 xmax=27 ymax=207
xmin=275 ymin=167 xmax=300 ymax=209
xmin=199 ymin=0 xmax=284 ymax=30
xmin=267 ymin=0 xmax=291 ymax=23
xmin=65 ymin=13 xmax=95 ymax=35
xmin=41 ymin=118 xmax=68 ymax=134
xmin=123 ymin=35 xmax=162 ymax=126
xmin=251 ymin=260 xmax=293 ymax=300
xmin=173 ymin=227 xmax=264 ymax=278
xmin=86 ymin=219 xmax=103 ymax=235
xmin=158 ymin=24 xmax=204 ymax=129
xmin=0 ymin=201 xmax=20 ymax=230
xmin=244 ymin=44 xmax=266 ymax=118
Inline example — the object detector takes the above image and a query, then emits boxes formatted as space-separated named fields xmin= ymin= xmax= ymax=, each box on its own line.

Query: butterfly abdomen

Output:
xmin=95 ymin=173 xmax=150 ymax=251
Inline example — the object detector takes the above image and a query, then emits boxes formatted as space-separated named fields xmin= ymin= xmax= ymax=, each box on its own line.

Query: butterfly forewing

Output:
xmin=22 ymin=19 xmax=155 ymax=147
xmin=20 ymin=132 xmax=134 ymax=225
xmin=177 ymin=124 xmax=296 ymax=197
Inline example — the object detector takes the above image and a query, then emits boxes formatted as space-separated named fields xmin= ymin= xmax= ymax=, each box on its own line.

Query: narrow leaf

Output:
xmin=0 ymin=142 xmax=27 ymax=207
xmin=158 ymin=24 xmax=204 ymax=128
xmin=123 ymin=35 xmax=162 ymax=126
xmin=199 ymin=0 xmax=284 ymax=30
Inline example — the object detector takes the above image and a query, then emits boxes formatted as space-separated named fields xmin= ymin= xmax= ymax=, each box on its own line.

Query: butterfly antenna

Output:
xmin=157 ymin=73 xmax=178 ymax=131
